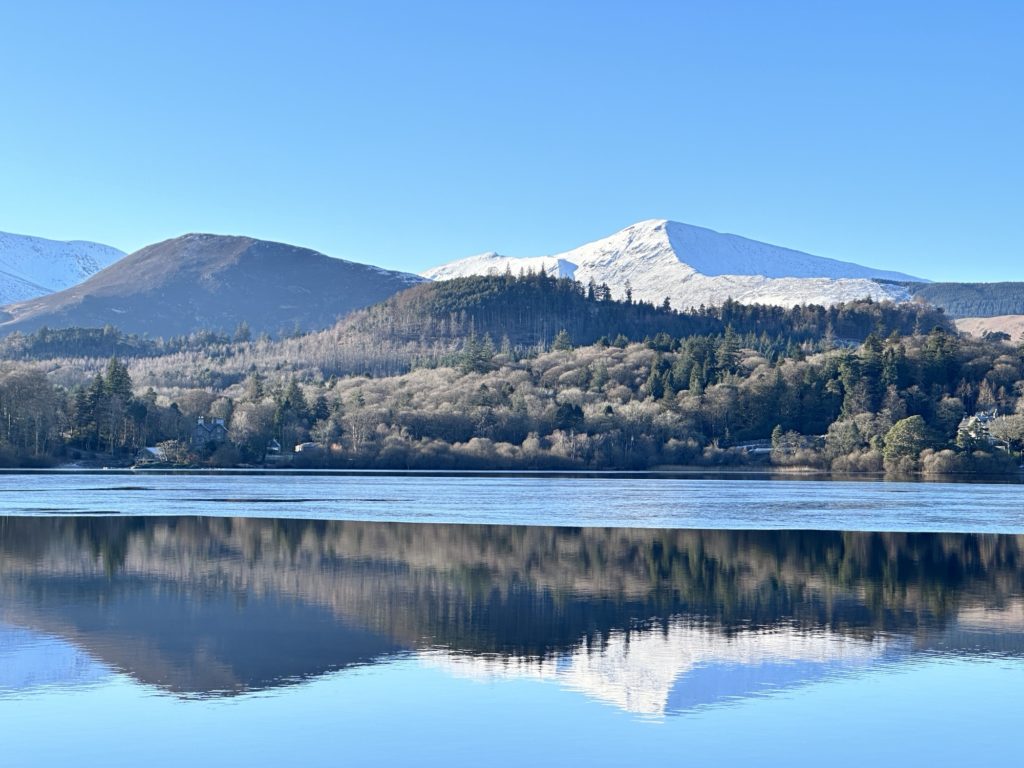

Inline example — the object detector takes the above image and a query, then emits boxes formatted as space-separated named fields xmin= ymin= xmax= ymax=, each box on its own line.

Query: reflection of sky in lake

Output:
xmin=3 ymin=650 xmax=1023 ymax=768
xmin=0 ymin=624 xmax=112 ymax=695
xmin=2 ymin=513 xmax=1024 ymax=766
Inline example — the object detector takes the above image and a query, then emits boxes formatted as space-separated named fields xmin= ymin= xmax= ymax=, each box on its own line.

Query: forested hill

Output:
xmin=0 ymin=270 xmax=1017 ymax=475
xmin=899 ymin=282 xmax=1024 ymax=319
xmin=0 ymin=273 xmax=950 ymax=379
xmin=337 ymin=272 xmax=950 ymax=349
xmin=339 ymin=272 xmax=721 ymax=346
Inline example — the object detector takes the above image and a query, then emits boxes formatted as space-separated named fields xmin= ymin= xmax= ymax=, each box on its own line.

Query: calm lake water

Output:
xmin=1 ymin=475 xmax=1023 ymax=766
xmin=0 ymin=471 xmax=1022 ymax=531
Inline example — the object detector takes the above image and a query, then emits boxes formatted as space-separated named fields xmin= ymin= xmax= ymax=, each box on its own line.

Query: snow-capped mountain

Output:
xmin=0 ymin=232 xmax=125 ymax=305
xmin=423 ymin=220 xmax=928 ymax=309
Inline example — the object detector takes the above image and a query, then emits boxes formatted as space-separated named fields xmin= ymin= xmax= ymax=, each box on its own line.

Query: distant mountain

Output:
xmin=424 ymin=219 xmax=927 ymax=309
xmin=0 ymin=232 xmax=124 ymax=304
xmin=0 ymin=234 xmax=424 ymax=337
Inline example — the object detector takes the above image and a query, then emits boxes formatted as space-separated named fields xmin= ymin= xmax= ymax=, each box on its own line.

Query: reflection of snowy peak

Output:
xmin=0 ymin=232 xmax=124 ymax=305
xmin=423 ymin=219 xmax=927 ymax=309
xmin=423 ymin=620 xmax=890 ymax=717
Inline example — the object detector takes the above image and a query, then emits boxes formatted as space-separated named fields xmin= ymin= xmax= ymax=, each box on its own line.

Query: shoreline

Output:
xmin=0 ymin=465 xmax=1020 ymax=484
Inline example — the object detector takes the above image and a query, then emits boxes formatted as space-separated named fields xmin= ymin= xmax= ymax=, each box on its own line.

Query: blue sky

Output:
xmin=1 ymin=0 xmax=1020 ymax=280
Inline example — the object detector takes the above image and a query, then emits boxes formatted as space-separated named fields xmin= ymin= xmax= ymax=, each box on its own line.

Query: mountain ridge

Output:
xmin=0 ymin=231 xmax=125 ymax=304
xmin=0 ymin=233 xmax=424 ymax=337
xmin=423 ymin=219 xmax=927 ymax=309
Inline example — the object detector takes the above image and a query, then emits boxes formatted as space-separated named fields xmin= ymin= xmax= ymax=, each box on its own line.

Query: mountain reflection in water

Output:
xmin=1 ymin=516 xmax=1022 ymax=716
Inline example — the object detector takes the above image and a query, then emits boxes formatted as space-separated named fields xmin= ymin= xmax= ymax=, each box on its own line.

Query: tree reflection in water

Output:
xmin=1 ymin=516 xmax=1022 ymax=714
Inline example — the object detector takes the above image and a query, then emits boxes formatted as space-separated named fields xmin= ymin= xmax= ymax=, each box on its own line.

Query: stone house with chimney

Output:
xmin=191 ymin=417 xmax=229 ymax=449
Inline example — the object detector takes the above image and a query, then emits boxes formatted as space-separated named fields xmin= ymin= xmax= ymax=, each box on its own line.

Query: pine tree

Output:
xmin=283 ymin=378 xmax=309 ymax=420
xmin=104 ymin=357 xmax=133 ymax=402
xmin=822 ymin=323 xmax=836 ymax=351
xmin=689 ymin=368 xmax=704 ymax=396
xmin=645 ymin=366 xmax=664 ymax=400
xmin=72 ymin=387 xmax=95 ymax=445
xmin=860 ymin=333 xmax=883 ymax=410
xmin=481 ymin=333 xmax=497 ymax=359
xmin=83 ymin=373 xmax=107 ymax=451
xmin=717 ymin=325 xmax=740 ymax=375
xmin=660 ymin=372 xmax=676 ymax=404
xmin=552 ymin=329 xmax=573 ymax=351
xmin=312 ymin=394 xmax=331 ymax=422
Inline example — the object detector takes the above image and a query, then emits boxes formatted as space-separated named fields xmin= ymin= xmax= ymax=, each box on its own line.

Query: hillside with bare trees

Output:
xmin=2 ymin=275 xmax=1020 ymax=474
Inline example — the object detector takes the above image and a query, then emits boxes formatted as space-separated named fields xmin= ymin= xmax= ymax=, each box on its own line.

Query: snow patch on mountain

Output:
xmin=423 ymin=219 xmax=927 ymax=309
xmin=433 ymin=252 xmax=578 ymax=280
xmin=0 ymin=232 xmax=125 ymax=305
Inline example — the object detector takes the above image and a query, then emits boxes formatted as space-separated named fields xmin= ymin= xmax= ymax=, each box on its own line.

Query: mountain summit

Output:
xmin=0 ymin=232 xmax=124 ymax=304
xmin=423 ymin=220 xmax=926 ymax=308
xmin=0 ymin=233 xmax=424 ymax=337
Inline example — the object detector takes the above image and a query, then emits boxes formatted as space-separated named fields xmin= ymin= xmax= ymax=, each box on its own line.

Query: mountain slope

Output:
xmin=0 ymin=234 xmax=424 ymax=337
xmin=954 ymin=315 xmax=1024 ymax=339
xmin=0 ymin=232 xmax=124 ymax=304
xmin=0 ymin=274 xmax=949 ymax=388
xmin=424 ymin=220 xmax=927 ymax=309
xmin=901 ymin=281 xmax=1024 ymax=318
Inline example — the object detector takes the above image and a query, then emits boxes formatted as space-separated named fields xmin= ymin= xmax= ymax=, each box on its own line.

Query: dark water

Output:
xmin=2 ymin=515 xmax=1023 ymax=766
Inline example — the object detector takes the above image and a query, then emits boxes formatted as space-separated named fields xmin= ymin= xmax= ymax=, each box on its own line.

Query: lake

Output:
xmin=1 ymin=470 xmax=1023 ymax=531
xmin=1 ymin=475 xmax=1023 ymax=766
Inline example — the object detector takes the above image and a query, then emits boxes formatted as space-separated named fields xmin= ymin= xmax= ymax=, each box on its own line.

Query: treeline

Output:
xmin=344 ymin=271 xmax=950 ymax=350
xmin=0 ymin=357 xmax=199 ymax=464
xmin=8 ymin=279 xmax=951 ymax=394
xmin=0 ymin=324 xmax=260 ymax=361
xmin=8 ymin=519 xmax=1022 ymax=652
xmin=0 ymin=274 xmax=1004 ymax=472
xmin=2 ymin=320 xmax=1023 ymax=474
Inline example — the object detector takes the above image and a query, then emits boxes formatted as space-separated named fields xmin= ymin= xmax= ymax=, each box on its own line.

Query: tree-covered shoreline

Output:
xmin=0 ymin=275 xmax=1020 ymax=475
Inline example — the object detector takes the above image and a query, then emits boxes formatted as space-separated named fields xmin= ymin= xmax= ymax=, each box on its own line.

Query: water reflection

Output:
xmin=1 ymin=517 xmax=1022 ymax=716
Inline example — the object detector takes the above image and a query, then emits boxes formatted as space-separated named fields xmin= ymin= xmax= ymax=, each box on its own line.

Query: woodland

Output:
xmin=0 ymin=272 xmax=1021 ymax=474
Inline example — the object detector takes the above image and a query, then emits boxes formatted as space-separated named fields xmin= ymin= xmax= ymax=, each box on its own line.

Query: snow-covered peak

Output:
xmin=422 ymin=220 xmax=928 ymax=309
xmin=0 ymin=232 xmax=124 ymax=305
xmin=426 ymin=252 xmax=577 ymax=280
xmin=591 ymin=219 xmax=923 ymax=281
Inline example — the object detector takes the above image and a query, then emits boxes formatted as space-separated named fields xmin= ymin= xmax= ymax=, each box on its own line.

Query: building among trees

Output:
xmin=191 ymin=417 xmax=228 ymax=449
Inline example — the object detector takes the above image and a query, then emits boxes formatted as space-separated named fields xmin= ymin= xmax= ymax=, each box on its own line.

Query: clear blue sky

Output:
xmin=1 ymin=0 xmax=1020 ymax=280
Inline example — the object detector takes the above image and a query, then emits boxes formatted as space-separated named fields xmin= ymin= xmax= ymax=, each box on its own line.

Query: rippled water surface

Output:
xmin=1 ymin=471 xmax=1023 ymax=531
xmin=2 ymin=505 xmax=1024 ymax=766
